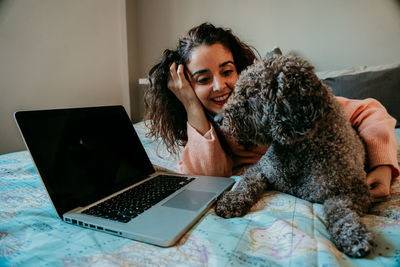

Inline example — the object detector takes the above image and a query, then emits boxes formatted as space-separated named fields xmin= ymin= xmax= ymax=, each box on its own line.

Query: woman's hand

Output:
xmin=168 ymin=63 xmax=200 ymax=109
xmin=168 ymin=63 xmax=210 ymax=135
xmin=367 ymin=165 xmax=392 ymax=202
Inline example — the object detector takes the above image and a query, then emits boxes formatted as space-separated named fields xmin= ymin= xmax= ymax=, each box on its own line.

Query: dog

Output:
xmin=214 ymin=55 xmax=373 ymax=257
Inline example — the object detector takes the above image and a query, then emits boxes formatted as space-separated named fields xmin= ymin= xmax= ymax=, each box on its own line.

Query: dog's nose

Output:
xmin=214 ymin=113 xmax=223 ymax=124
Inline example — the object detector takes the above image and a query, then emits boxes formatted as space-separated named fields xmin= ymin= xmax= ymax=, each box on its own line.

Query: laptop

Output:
xmin=14 ymin=105 xmax=235 ymax=247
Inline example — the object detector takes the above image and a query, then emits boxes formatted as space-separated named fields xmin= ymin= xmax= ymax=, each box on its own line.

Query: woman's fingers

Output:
xmin=177 ymin=64 xmax=186 ymax=82
xmin=366 ymin=165 xmax=392 ymax=202
xmin=168 ymin=62 xmax=179 ymax=91
xmin=169 ymin=63 xmax=190 ymax=91
xmin=169 ymin=62 xmax=178 ymax=81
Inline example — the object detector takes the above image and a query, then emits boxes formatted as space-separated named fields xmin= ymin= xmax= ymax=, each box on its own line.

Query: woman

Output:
xmin=144 ymin=22 xmax=399 ymax=202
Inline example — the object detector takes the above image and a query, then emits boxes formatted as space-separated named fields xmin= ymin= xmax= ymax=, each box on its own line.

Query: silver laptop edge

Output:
xmin=63 ymin=173 xmax=234 ymax=247
xmin=14 ymin=108 xmax=235 ymax=247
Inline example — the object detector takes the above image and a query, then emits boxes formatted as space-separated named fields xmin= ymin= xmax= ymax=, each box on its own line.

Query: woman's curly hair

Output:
xmin=144 ymin=22 xmax=258 ymax=155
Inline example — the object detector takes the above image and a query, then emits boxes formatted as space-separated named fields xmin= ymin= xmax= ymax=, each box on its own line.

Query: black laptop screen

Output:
xmin=15 ymin=106 xmax=156 ymax=216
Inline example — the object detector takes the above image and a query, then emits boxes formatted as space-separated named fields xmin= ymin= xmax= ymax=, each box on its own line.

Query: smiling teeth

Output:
xmin=213 ymin=94 xmax=230 ymax=102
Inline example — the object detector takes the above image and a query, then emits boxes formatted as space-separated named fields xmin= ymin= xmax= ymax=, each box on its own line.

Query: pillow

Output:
xmin=317 ymin=63 xmax=400 ymax=128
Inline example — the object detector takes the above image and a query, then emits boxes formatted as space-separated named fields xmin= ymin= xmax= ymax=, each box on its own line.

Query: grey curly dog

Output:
xmin=214 ymin=55 xmax=374 ymax=257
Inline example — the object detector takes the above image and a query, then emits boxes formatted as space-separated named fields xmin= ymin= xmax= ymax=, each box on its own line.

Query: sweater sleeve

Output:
xmin=337 ymin=96 xmax=399 ymax=179
xmin=178 ymin=122 xmax=234 ymax=177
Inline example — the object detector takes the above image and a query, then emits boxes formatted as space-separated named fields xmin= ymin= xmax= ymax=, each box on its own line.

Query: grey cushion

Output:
xmin=320 ymin=64 xmax=400 ymax=128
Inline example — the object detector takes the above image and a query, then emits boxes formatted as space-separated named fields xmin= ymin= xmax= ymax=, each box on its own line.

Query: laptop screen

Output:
xmin=15 ymin=106 xmax=156 ymax=216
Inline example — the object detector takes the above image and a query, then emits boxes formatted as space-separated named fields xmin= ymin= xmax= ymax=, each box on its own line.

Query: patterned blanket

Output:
xmin=1 ymin=123 xmax=399 ymax=266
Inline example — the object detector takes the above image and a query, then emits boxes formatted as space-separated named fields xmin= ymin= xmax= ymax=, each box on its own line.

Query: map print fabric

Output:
xmin=1 ymin=123 xmax=400 ymax=266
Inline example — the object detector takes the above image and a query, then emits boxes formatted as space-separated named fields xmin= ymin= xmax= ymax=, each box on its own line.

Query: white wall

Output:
xmin=134 ymin=0 xmax=400 ymax=73
xmin=129 ymin=0 xmax=400 ymax=119
xmin=2 ymin=0 xmax=400 ymax=154
xmin=0 ymin=0 xmax=130 ymax=154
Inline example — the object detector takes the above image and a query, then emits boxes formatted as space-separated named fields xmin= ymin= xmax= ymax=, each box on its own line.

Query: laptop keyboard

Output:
xmin=82 ymin=175 xmax=195 ymax=223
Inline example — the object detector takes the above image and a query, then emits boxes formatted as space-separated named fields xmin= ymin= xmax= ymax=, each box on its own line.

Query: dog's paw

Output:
xmin=214 ymin=191 xmax=252 ymax=218
xmin=341 ymin=230 xmax=373 ymax=258
xmin=328 ymin=213 xmax=374 ymax=258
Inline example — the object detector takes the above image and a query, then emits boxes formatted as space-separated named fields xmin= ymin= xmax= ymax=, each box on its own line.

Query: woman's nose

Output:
xmin=213 ymin=77 xmax=225 ymax=91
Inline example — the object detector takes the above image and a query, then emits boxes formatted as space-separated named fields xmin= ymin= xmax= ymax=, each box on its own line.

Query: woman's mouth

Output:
xmin=212 ymin=93 xmax=231 ymax=105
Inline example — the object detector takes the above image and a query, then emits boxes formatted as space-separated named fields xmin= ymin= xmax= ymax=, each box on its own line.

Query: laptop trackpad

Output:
xmin=162 ymin=190 xmax=216 ymax=211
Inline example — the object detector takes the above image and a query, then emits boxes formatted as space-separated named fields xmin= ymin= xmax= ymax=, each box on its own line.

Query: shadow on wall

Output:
xmin=0 ymin=0 xmax=8 ymax=20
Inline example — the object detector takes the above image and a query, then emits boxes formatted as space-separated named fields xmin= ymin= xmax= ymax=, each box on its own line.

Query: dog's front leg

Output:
xmin=323 ymin=195 xmax=373 ymax=257
xmin=215 ymin=172 xmax=267 ymax=218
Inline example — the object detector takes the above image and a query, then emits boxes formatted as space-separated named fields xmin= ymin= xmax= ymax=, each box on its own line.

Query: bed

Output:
xmin=1 ymin=64 xmax=400 ymax=266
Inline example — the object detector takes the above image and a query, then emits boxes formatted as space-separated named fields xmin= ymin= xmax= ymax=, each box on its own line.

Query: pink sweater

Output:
xmin=178 ymin=97 xmax=399 ymax=179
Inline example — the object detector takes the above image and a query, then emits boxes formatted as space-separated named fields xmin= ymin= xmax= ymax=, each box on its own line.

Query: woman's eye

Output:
xmin=222 ymin=70 xmax=233 ymax=76
xmin=197 ymin=77 xmax=210 ymax=84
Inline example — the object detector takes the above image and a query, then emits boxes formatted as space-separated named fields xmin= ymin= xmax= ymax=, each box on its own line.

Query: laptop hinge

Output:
xmin=66 ymin=207 xmax=84 ymax=214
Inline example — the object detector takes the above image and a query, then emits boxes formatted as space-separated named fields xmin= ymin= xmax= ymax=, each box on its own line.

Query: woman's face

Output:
xmin=186 ymin=43 xmax=238 ymax=114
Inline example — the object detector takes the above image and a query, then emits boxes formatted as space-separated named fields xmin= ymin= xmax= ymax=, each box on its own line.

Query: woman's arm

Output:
xmin=168 ymin=63 xmax=210 ymax=135
xmin=337 ymin=96 xmax=399 ymax=201
xmin=178 ymin=123 xmax=234 ymax=177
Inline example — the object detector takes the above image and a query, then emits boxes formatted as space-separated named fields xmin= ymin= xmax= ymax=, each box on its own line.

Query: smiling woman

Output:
xmin=143 ymin=23 xmax=399 ymax=202
xmin=144 ymin=22 xmax=257 ymax=155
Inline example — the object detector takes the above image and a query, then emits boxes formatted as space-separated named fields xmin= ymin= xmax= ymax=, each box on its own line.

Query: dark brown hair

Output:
xmin=144 ymin=22 xmax=258 ymax=155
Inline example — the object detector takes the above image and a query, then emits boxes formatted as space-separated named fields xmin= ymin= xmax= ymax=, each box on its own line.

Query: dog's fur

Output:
xmin=214 ymin=55 xmax=374 ymax=257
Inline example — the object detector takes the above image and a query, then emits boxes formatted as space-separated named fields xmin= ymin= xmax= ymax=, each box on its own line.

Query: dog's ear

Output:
xmin=269 ymin=71 xmax=326 ymax=145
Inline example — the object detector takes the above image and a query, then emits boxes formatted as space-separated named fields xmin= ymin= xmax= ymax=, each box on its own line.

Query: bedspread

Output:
xmin=1 ymin=122 xmax=400 ymax=266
